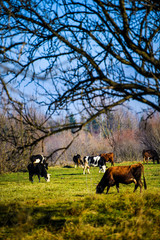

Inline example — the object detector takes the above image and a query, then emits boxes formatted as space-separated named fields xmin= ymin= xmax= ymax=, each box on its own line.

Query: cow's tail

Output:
xmin=142 ymin=164 xmax=147 ymax=190
xmin=143 ymin=175 xmax=147 ymax=190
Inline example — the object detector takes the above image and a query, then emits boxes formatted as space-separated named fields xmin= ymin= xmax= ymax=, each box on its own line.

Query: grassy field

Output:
xmin=0 ymin=162 xmax=160 ymax=240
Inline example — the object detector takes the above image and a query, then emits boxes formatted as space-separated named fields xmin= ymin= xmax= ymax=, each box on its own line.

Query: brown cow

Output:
xmin=142 ymin=149 xmax=159 ymax=164
xmin=100 ymin=152 xmax=114 ymax=166
xmin=96 ymin=163 xmax=147 ymax=194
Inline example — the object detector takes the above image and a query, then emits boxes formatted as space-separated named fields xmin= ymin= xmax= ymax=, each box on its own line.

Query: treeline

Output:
xmin=0 ymin=108 xmax=160 ymax=173
xmin=48 ymin=109 xmax=160 ymax=165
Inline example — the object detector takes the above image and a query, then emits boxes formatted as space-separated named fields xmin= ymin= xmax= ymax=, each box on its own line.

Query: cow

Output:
xmin=27 ymin=163 xmax=49 ymax=183
xmin=100 ymin=152 xmax=114 ymax=166
xmin=142 ymin=149 xmax=159 ymax=164
xmin=73 ymin=154 xmax=83 ymax=168
xmin=30 ymin=154 xmax=48 ymax=169
xmin=96 ymin=163 xmax=147 ymax=194
xmin=83 ymin=156 xmax=106 ymax=174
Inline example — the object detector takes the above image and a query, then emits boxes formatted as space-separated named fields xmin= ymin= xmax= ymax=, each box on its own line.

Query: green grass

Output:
xmin=0 ymin=162 xmax=160 ymax=240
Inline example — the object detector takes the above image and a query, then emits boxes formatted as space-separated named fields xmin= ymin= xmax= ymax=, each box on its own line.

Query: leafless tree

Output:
xmin=0 ymin=0 xmax=160 ymax=160
xmin=139 ymin=113 xmax=160 ymax=155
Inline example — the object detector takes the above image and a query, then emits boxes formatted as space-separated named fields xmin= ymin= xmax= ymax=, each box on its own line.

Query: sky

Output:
xmin=1 ymin=0 xmax=159 ymax=122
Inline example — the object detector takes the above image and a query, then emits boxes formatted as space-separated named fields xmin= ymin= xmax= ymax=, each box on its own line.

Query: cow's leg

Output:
xmin=29 ymin=174 xmax=33 ymax=183
xmin=134 ymin=180 xmax=142 ymax=193
xmin=146 ymin=157 xmax=149 ymax=164
xmin=143 ymin=157 xmax=145 ymax=164
xmin=133 ymin=183 xmax=138 ymax=192
xmin=138 ymin=180 xmax=143 ymax=193
xmin=140 ymin=181 xmax=143 ymax=193
xmin=116 ymin=183 xmax=119 ymax=193
xmin=83 ymin=162 xmax=88 ymax=174
xmin=106 ymin=186 xmax=110 ymax=194
xmin=106 ymin=177 xmax=115 ymax=194
xmin=143 ymin=157 xmax=148 ymax=164
xmin=83 ymin=165 xmax=86 ymax=174
xmin=38 ymin=174 xmax=41 ymax=182
xmin=83 ymin=162 xmax=90 ymax=174
xmin=99 ymin=166 xmax=103 ymax=173
xmin=110 ymin=160 xmax=114 ymax=166
xmin=133 ymin=179 xmax=142 ymax=192
xmin=101 ymin=165 xmax=106 ymax=173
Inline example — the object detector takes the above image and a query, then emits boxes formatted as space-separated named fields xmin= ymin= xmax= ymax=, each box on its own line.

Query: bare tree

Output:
xmin=139 ymin=113 xmax=160 ymax=155
xmin=0 ymin=0 xmax=160 ymax=159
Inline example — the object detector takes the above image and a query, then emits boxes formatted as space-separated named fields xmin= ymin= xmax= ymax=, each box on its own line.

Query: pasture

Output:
xmin=0 ymin=162 xmax=160 ymax=240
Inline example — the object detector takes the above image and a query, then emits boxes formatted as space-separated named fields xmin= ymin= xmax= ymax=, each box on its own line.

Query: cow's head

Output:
xmin=96 ymin=184 xmax=105 ymax=194
xmin=75 ymin=154 xmax=83 ymax=167
xmin=46 ymin=174 xmax=51 ymax=182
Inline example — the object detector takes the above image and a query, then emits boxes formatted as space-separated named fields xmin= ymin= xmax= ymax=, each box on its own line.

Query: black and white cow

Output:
xmin=27 ymin=163 xmax=50 ymax=183
xmin=83 ymin=156 xmax=106 ymax=174
xmin=30 ymin=154 xmax=48 ymax=170
xmin=28 ymin=154 xmax=50 ymax=183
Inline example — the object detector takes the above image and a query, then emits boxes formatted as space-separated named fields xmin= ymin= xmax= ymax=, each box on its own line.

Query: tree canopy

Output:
xmin=0 ymin=0 xmax=160 ymax=157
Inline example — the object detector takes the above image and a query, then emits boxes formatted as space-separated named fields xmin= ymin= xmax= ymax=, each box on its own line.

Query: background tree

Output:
xmin=0 ymin=0 xmax=160 ymax=160
xmin=139 ymin=113 xmax=160 ymax=155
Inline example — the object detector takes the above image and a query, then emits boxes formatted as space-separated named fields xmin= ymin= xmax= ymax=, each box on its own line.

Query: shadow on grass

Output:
xmin=37 ymin=215 xmax=66 ymax=231
xmin=60 ymin=173 xmax=82 ymax=176
xmin=0 ymin=203 xmax=67 ymax=232
xmin=1 ymin=192 xmax=160 ymax=239
xmin=63 ymin=165 xmax=74 ymax=168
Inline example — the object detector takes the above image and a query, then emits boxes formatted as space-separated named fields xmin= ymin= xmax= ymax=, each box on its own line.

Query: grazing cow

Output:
xmin=100 ymin=152 xmax=114 ymax=166
xmin=96 ymin=163 xmax=147 ymax=194
xmin=83 ymin=156 xmax=106 ymax=174
xmin=27 ymin=163 xmax=48 ymax=183
xmin=142 ymin=149 xmax=159 ymax=164
xmin=73 ymin=154 xmax=83 ymax=168
xmin=30 ymin=154 xmax=48 ymax=169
